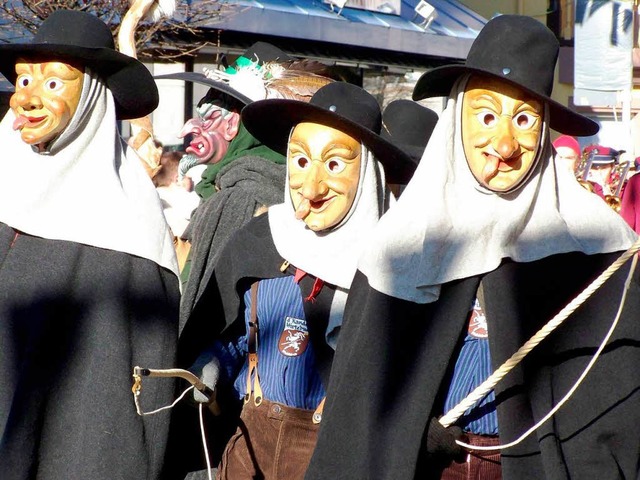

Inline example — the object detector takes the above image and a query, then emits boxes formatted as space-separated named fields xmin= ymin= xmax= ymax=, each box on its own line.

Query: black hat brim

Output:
xmin=387 ymin=144 xmax=424 ymax=165
xmin=242 ymin=99 xmax=417 ymax=184
xmin=154 ymin=72 xmax=253 ymax=106
xmin=412 ymin=65 xmax=599 ymax=137
xmin=0 ymin=44 xmax=158 ymax=120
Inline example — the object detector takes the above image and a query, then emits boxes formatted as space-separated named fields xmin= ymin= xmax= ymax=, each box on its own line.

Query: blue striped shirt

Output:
xmin=213 ymin=275 xmax=326 ymax=410
xmin=443 ymin=298 xmax=498 ymax=435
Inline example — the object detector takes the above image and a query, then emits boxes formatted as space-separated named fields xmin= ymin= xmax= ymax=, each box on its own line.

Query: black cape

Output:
xmin=306 ymin=251 xmax=640 ymax=479
xmin=0 ymin=224 xmax=180 ymax=480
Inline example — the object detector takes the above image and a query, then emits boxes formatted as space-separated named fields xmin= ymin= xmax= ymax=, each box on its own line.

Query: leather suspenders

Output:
xmin=245 ymin=282 xmax=263 ymax=406
xmin=243 ymin=279 xmax=326 ymax=422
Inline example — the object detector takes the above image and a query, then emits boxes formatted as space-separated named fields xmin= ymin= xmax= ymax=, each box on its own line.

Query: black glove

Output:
xmin=424 ymin=417 xmax=466 ymax=462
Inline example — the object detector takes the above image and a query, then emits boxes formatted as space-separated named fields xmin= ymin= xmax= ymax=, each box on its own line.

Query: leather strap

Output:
xmin=245 ymin=282 xmax=263 ymax=406
xmin=248 ymin=282 xmax=259 ymax=353
xmin=312 ymin=396 xmax=326 ymax=424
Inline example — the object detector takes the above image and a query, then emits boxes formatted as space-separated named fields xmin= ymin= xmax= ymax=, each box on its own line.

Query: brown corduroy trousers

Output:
xmin=439 ymin=433 xmax=502 ymax=480
xmin=216 ymin=398 xmax=319 ymax=480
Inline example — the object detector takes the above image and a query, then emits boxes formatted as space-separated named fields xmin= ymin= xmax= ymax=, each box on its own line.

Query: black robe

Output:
xmin=306 ymin=251 xmax=640 ymax=479
xmin=0 ymin=224 xmax=181 ymax=480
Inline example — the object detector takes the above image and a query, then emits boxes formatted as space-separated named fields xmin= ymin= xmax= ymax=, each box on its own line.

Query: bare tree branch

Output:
xmin=0 ymin=0 xmax=234 ymax=59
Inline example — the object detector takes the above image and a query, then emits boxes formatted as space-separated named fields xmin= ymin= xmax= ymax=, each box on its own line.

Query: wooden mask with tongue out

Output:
xmin=10 ymin=59 xmax=84 ymax=150
xmin=288 ymin=121 xmax=362 ymax=232
xmin=461 ymin=74 xmax=543 ymax=193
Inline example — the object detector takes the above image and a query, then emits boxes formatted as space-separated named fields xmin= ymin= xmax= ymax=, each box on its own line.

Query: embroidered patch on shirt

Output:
xmin=279 ymin=316 xmax=309 ymax=357
xmin=468 ymin=298 xmax=488 ymax=339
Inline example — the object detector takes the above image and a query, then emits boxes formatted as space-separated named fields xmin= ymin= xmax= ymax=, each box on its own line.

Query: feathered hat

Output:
xmin=155 ymin=42 xmax=334 ymax=107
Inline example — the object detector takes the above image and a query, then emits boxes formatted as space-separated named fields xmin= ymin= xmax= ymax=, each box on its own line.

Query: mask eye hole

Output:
xmin=291 ymin=155 xmax=310 ymax=170
xmin=16 ymin=74 xmax=32 ymax=89
xmin=477 ymin=111 xmax=497 ymax=127
xmin=513 ymin=112 xmax=537 ymax=130
xmin=325 ymin=158 xmax=346 ymax=174
xmin=45 ymin=77 xmax=63 ymax=92
xmin=202 ymin=112 xmax=223 ymax=131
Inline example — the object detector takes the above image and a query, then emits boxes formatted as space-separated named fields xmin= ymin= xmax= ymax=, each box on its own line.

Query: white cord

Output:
xmin=440 ymin=239 xmax=640 ymax=429
xmin=134 ymin=385 xmax=194 ymax=416
xmin=199 ymin=403 xmax=213 ymax=480
xmin=455 ymin=253 xmax=638 ymax=452
xmin=133 ymin=383 xmax=214 ymax=479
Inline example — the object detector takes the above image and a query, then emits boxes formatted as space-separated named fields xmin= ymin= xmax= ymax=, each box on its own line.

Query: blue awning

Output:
xmin=209 ymin=0 xmax=485 ymax=61
xmin=0 ymin=77 xmax=13 ymax=93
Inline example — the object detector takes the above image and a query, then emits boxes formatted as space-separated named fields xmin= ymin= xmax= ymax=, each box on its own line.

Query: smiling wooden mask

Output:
xmin=10 ymin=59 xmax=83 ymax=149
xmin=288 ymin=122 xmax=362 ymax=231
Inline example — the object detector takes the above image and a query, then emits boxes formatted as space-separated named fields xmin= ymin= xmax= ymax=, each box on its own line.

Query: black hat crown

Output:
xmin=31 ymin=9 xmax=115 ymax=50
xmin=461 ymin=15 xmax=556 ymax=99
xmin=381 ymin=99 xmax=438 ymax=164
xmin=234 ymin=42 xmax=292 ymax=66
xmin=412 ymin=15 xmax=598 ymax=137
xmin=241 ymin=81 xmax=417 ymax=184
xmin=413 ymin=15 xmax=557 ymax=100
xmin=307 ymin=82 xmax=382 ymax=134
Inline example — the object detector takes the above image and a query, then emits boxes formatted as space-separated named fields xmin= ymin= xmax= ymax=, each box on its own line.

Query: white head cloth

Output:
xmin=269 ymin=143 xmax=388 ymax=290
xmin=359 ymin=76 xmax=637 ymax=304
xmin=0 ymin=69 xmax=179 ymax=277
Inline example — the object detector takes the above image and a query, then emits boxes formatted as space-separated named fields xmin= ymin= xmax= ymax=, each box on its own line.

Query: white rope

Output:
xmin=199 ymin=403 xmax=214 ymax=480
xmin=131 ymin=371 xmax=214 ymax=479
xmin=438 ymin=239 xmax=640 ymax=448
xmin=457 ymin=253 xmax=637 ymax=451
xmin=134 ymin=384 xmax=194 ymax=416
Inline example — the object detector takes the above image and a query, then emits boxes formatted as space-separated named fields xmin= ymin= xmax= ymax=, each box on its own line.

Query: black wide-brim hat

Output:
xmin=241 ymin=82 xmax=416 ymax=184
xmin=154 ymin=42 xmax=293 ymax=107
xmin=381 ymin=99 xmax=439 ymax=165
xmin=412 ymin=15 xmax=598 ymax=137
xmin=0 ymin=9 xmax=158 ymax=120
